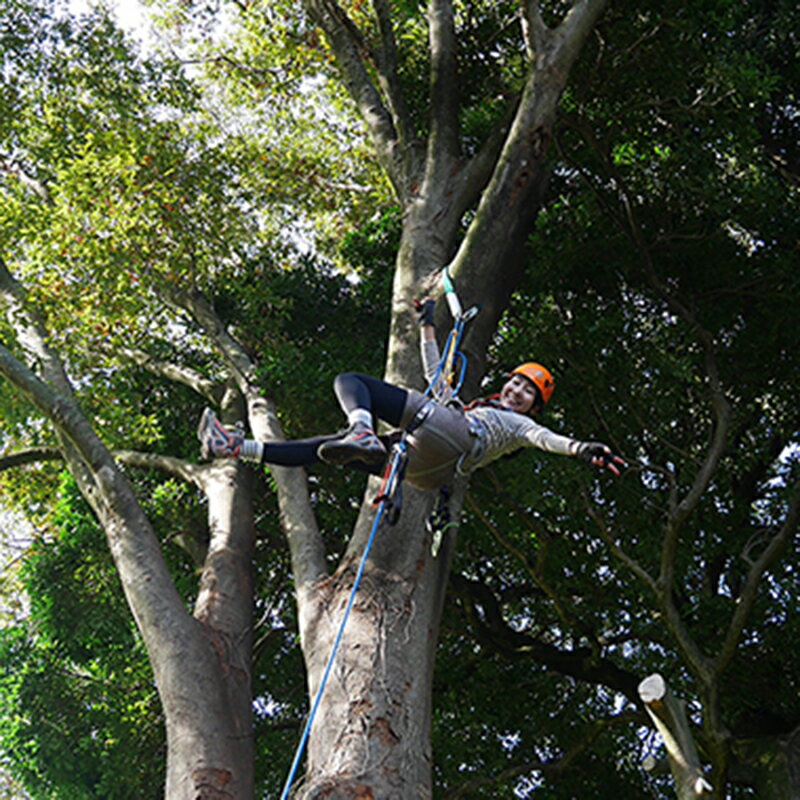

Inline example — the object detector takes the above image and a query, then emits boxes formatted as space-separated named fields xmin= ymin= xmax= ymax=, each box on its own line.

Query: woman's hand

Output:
xmin=574 ymin=441 xmax=626 ymax=476
xmin=414 ymin=297 xmax=436 ymax=327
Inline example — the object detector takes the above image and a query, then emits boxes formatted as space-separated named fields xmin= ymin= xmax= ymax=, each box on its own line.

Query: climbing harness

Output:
xmin=278 ymin=266 xmax=478 ymax=800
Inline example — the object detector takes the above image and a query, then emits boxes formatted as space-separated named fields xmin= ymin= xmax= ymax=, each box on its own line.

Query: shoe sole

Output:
xmin=317 ymin=441 xmax=386 ymax=467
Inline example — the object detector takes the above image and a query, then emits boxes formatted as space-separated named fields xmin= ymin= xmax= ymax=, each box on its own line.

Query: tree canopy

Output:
xmin=0 ymin=0 xmax=798 ymax=798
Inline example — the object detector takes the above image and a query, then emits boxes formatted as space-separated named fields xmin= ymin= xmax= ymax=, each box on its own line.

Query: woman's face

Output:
xmin=500 ymin=374 xmax=539 ymax=415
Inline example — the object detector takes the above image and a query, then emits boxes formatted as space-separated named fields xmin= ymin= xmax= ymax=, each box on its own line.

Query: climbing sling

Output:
xmin=373 ymin=266 xmax=479 ymax=520
xmin=278 ymin=267 xmax=477 ymax=800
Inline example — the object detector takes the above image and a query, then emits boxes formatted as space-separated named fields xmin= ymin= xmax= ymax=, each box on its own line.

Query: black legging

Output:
xmin=332 ymin=373 xmax=407 ymax=425
xmin=261 ymin=373 xmax=408 ymax=468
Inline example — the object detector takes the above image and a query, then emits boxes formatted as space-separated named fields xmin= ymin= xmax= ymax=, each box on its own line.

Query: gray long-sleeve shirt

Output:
xmin=420 ymin=338 xmax=577 ymax=473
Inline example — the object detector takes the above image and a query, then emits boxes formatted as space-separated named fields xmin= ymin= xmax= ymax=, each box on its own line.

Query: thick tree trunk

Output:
xmin=137 ymin=459 xmax=256 ymax=800
xmin=163 ymin=460 xmax=256 ymax=798
xmin=274 ymin=4 xmax=608 ymax=797
xmin=294 ymin=487 xmax=456 ymax=799
xmin=160 ymin=624 xmax=253 ymax=800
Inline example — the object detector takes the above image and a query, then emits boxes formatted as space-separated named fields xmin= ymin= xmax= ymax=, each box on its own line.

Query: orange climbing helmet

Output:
xmin=510 ymin=362 xmax=555 ymax=407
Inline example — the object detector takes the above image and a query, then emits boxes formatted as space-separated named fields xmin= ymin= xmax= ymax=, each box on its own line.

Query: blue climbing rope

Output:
xmin=278 ymin=266 xmax=477 ymax=799
xmin=278 ymin=451 xmax=404 ymax=800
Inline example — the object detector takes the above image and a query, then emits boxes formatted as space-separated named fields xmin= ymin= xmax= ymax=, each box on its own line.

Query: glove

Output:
xmin=574 ymin=441 xmax=626 ymax=476
xmin=414 ymin=297 xmax=436 ymax=327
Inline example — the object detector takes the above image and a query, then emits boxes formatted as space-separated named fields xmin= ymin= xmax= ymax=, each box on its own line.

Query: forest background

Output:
xmin=0 ymin=0 xmax=798 ymax=798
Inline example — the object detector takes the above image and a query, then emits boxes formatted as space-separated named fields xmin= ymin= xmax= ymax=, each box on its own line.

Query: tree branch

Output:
xmin=713 ymin=478 xmax=800 ymax=677
xmin=0 ymin=443 xmax=212 ymax=494
xmin=451 ymin=572 xmax=641 ymax=701
xmin=519 ymin=0 xmax=547 ymax=63
xmin=0 ymin=257 xmax=107 ymax=515
xmin=164 ymin=283 xmax=327 ymax=588
xmin=558 ymin=0 xmax=609 ymax=55
xmin=371 ymin=0 xmax=414 ymax=153
xmin=443 ymin=0 xmax=608 ymax=386
xmin=0 ymin=339 xmax=197 ymax=652
xmin=114 ymin=450 xmax=208 ymax=489
xmin=582 ymin=491 xmax=658 ymax=593
xmin=669 ymin=336 xmax=732 ymax=533
xmin=587 ymin=121 xmax=734 ymax=686
xmin=0 ymin=156 xmax=53 ymax=205
xmin=302 ymin=0 xmax=404 ymax=194
xmin=583 ymin=490 xmax=713 ymax=684
xmin=655 ymin=335 xmax=731 ymax=685
xmin=115 ymin=344 xmax=225 ymax=406
xmin=0 ymin=446 xmax=62 ymax=470
xmin=427 ymin=0 xmax=459 ymax=165
xmin=163 ymin=285 xmax=256 ymax=394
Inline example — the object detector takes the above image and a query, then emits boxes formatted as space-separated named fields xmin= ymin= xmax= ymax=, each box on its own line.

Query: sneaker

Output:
xmin=197 ymin=408 xmax=245 ymax=459
xmin=317 ymin=422 xmax=386 ymax=467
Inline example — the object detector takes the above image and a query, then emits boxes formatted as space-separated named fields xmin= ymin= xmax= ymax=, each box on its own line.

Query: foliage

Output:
xmin=0 ymin=0 xmax=798 ymax=797
xmin=0 ymin=476 xmax=163 ymax=800
xmin=0 ymin=4 xmax=399 ymax=789
xmin=431 ymin=1 xmax=800 ymax=796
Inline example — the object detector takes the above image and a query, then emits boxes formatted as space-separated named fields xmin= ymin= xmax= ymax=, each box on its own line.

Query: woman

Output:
xmin=198 ymin=300 xmax=624 ymax=487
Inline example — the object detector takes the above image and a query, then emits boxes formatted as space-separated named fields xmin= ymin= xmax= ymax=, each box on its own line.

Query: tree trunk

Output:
xmin=0 ymin=268 xmax=253 ymax=798
xmin=162 ymin=460 xmax=256 ymax=799
xmin=294 ymin=487 xmax=457 ymax=799
xmin=100 ymin=459 xmax=256 ymax=800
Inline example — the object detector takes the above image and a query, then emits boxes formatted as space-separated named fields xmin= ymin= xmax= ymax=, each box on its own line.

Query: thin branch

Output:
xmin=115 ymin=344 xmax=224 ymax=405
xmin=371 ymin=0 xmax=414 ymax=151
xmin=582 ymin=491 xmax=658 ymax=593
xmin=0 ymin=446 xmax=62 ymax=470
xmin=658 ymin=336 xmax=731 ymax=644
xmin=585 ymin=486 xmax=713 ymax=682
xmin=713 ymin=478 xmax=800 ymax=676
xmin=0 ymin=424 xmax=212 ymax=494
xmin=669 ymin=337 xmax=732 ymax=531
xmin=163 ymin=283 xmax=327 ymax=588
xmin=519 ymin=0 xmax=547 ymax=63
xmin=585 ymin=121 xmax=733 ymax=643
xmin=114 ymin=450 xmax=208 ymax=489
xmin=162 ymin=285 xmax=256 ymax=395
